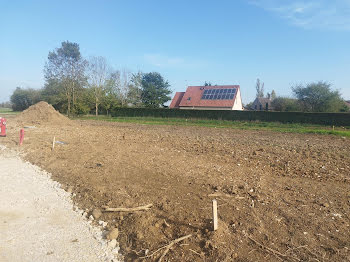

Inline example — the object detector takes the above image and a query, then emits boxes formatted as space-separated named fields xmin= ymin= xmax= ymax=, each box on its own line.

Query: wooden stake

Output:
xmin=212 ymin=199 xmax=218 ymax=231
xmin=102 ymin=204 xmax=152 ymax=212
xmin=52 ymin=136 xmax=55 ymax=150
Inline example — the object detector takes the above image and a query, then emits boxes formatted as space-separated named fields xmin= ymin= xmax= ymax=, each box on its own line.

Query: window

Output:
xmin=187 ymin=97 xmax=191 ymax=101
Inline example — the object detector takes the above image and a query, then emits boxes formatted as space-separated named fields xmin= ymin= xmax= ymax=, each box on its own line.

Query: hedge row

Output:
xmin=111 ymin=108 xmax=350 ymax=126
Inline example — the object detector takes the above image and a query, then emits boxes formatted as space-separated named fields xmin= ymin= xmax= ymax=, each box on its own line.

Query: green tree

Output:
xmin=256 ymin=78 xmax=264 ymax=98
xmin=10 ymin=87 xmax=42 ymax=111
xmin=127 ymin=71 xmax=143 ymax=107
xmin=41 ymin=79 xmax=67 ymax=112
xmin=141 ymin=72 xmax=171 ymax=108
xmin=204 ymin=81 xmax=212 ymax=86
xmin=44 ymin=41 xmax=87 ymax=116
xmin=292 ymin=81 xmax=345 ymax=112
xmin=271 ymin=97 xmax=301 ymax=112
xmin=101 ymin=71 xmax=121 ymax=115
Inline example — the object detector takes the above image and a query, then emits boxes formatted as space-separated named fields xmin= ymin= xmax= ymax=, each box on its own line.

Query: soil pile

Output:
xmin=15 ymin=101 xmax=70 ymax=126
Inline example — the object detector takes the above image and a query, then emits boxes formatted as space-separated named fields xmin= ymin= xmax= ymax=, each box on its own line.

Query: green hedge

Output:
xmin=111 ymin=108 xmax=350 ymax=126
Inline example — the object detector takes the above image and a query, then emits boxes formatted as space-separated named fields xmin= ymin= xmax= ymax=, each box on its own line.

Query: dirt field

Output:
xmin=2 ymin=104 xmax=350 ymax=261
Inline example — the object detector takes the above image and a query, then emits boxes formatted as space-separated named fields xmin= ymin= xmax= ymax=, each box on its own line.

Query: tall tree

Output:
xmin=127 ymin=71 xmax=143 ymax=107
xmin=119 ymin=69 xmax=130 ymax=107
xmin=292 ymin=81 xmax=345 ymax=112
xmin=44 ymin=41 xmax=87 ymax=116
xmin=102 ymin=70 xmax=121 ymax=115
xmin=255 ymin=78 xmax=264 ymax=98
xmin=141 ymin=72 xmax=171 ymax=108
xmin=271 ymin=90 xmax=276 ymax=100
xmin=88 ymin=56 xmax=110 ymax=116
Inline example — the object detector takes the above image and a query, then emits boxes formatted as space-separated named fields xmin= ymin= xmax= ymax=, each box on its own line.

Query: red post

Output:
xmin=0 ymin=118 xmax=6 ymax=137
xmin=19 ymin=129 xmax=25 ymax=145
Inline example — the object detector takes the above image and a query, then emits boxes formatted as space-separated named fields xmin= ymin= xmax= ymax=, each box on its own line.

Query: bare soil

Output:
xmin=2 ymin=108 xmax=350 ymax=261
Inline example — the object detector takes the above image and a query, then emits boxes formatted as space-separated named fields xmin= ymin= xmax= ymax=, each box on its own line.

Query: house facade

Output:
xmin=169 ymin=85 xmax=243 ymax=111
xmin=251 ymin=97 xmax=274 ymax=111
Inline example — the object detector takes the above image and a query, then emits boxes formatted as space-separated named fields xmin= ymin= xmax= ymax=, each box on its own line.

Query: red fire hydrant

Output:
xmin=0 ymin=118 xmax=6 ymax=137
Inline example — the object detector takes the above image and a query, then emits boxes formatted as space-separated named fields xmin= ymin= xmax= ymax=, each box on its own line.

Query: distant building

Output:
xmin=169 ymin=85 xmax=243 ymax=110
xmin=251 ymin=96 xmax=274 ymax=111
xmin=345 ymin=100 xmax=350 ymax=111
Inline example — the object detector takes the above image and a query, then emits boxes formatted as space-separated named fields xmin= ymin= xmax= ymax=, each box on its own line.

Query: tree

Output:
xmin=271 ymin=90 xmax=276 ymax=100
xmin=41 ymin=79 xmax=67 ymax=112
xmin=271 ymin=97 xmax=301 ymax=112
xmin=204 ymin=81 xmax=212 ymax=86
xmin=127 ymin=71 xmax=143 ymax=107
xmin=44 ymin=41 xmax=87 ymax=116
xmin=10 ymin=87 xmax=42 ymax=111
xmin=87 ymin=56 xmax=110 ymax=116
xmin=141 ymin=72 xmax=171 ymax=108
xmin=119 ymin=69 xmax=130 ymax=107
xmin=101 ymin=70 xmax=121 ymax=115
xmin=292 ymin=81 xmax=345 ymax=112
xmin=256 ymin=78 xmax=264 ymax=98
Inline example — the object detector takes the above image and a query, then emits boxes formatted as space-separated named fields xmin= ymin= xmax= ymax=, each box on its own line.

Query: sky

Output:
xmin=1 ymin=0 xmax=350 ymax=104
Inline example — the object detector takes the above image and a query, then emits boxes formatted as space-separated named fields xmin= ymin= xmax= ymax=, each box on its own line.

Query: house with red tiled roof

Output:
xmin=169 ymin=85 xmax=243 ymax=110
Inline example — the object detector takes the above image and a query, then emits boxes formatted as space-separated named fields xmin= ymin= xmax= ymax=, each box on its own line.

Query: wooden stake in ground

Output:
xmin=102 ymin=204 xmax=152 ymax=212
xmin=212 ymin=199 xmax=218 ymax=231
xmin=52 ymin=136 xmax=55 ymax=150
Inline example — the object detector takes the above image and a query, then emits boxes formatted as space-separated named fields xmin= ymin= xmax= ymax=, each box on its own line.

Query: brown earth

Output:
xmin=14 ymin=101 xmax=71 ymax=126
xmin=2 ymin=109 xmax=350 ymax=261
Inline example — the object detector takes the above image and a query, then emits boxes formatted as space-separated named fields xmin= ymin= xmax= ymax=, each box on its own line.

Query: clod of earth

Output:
xmin=106 ymin=228 xmax=119 ymax=240
xmin=92 ymin=209 xmax=102 ymax=219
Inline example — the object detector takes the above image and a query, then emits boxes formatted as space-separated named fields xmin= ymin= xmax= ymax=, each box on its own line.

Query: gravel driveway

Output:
xmin=0 ymin=145 xmax=121 ymax=262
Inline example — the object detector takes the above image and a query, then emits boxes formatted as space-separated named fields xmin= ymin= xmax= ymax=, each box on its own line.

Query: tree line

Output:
xmin=246 ymin=78 xmax=348 ymax=112
xmin=10 ymin=41 xmax=172 ymax=115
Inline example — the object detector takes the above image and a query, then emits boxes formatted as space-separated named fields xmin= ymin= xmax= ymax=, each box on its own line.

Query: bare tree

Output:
xmin=119 ymin=69 xmax=130 ymax=107
xmin=255 ymin=78 xmax=264 ymax=98
xmin=88 ymin=56 xmax=111 ymax=116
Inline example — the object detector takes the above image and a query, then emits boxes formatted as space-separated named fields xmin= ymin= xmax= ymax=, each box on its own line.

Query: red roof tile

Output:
xmin=169 ymin=92 xmax=185 ymax=108
xmin=177 ymin=85 xmax=240 ymax=108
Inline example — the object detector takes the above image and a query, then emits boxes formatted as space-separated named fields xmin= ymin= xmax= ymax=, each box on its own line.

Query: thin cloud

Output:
xmin=143 ymin=54 xmax=208 ymax=69
xmin=249 ymin=0 xmax=350 ymax=30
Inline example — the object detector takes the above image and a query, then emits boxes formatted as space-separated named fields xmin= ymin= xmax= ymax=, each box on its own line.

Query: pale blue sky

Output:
xmin=1 ymin=0 xmax=350 ymax=104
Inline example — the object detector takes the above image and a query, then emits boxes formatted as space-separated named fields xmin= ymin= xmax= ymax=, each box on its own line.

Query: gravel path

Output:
xmin=0 ymin=145 xmax=121 ymax=262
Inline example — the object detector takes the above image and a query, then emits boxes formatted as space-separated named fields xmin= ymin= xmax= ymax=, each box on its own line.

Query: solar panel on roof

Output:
xmin=201 ymin=88 xmax=236 ymax=100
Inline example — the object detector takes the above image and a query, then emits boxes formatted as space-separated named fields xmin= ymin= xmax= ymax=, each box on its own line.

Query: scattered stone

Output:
xmin=67 ymin=186 xmax=74 ymax=193
xmin=92 ymin=209 xmax=102 ymax=220
xmin=108 ymin=239 xmax=117 ymax=249
xmin=322 ymin=203 xmax=330 ymax=208
xmin=106 ymin=228 xmax=119 ymax=240
xmin=89 ymin=215 xmax=94 ymax=221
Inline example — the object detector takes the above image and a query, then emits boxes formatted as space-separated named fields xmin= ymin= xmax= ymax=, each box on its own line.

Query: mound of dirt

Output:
xmin=15 ymin=101 xmax=70 ymax=126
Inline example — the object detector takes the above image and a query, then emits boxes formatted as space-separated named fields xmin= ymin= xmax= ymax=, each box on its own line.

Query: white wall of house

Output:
xmin=232 ymin=88 xmax=243 ymax=111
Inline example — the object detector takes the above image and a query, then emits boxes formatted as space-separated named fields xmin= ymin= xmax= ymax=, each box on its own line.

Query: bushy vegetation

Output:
xmin=110 ymin=107 xmax=350 ymax=126
xmin=10 ymin=41 xmax=172 ymax=114
xmin=10 ymin=87 xmax=42 ymax=111
xmin=271 ymin=97 xmax=301 ymax=112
